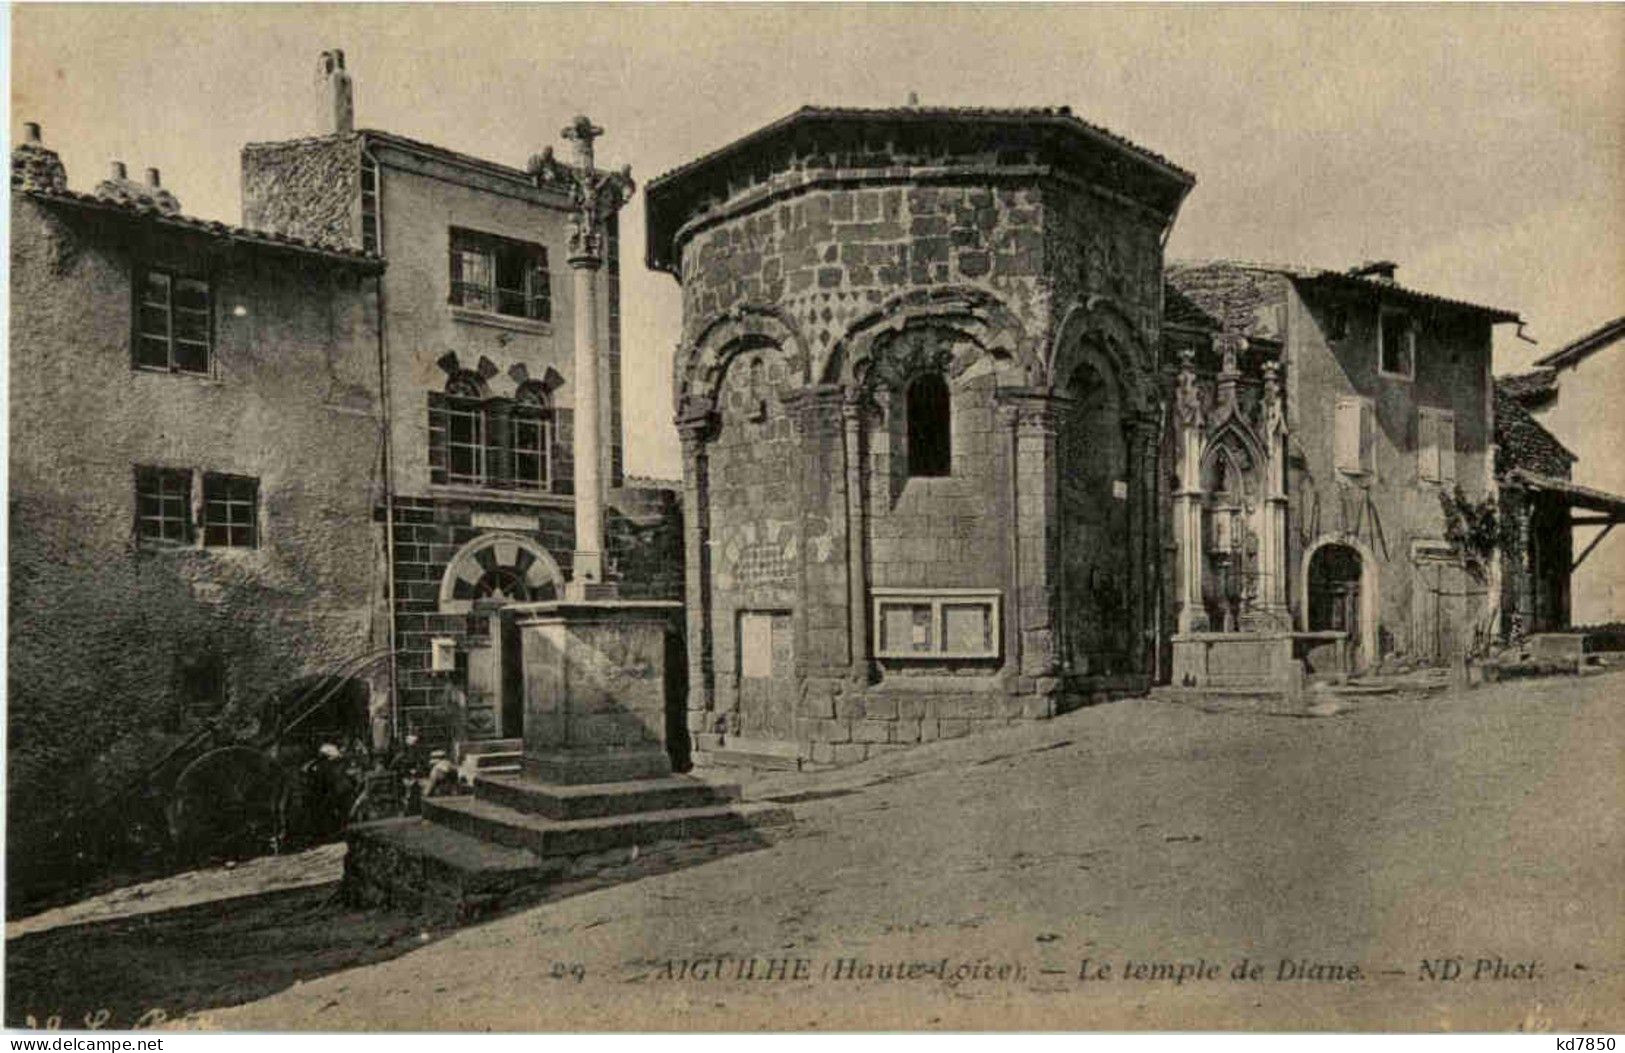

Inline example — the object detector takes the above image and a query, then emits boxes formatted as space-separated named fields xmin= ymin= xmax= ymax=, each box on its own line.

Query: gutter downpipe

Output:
xmin=365 ymin=141 xmax=401 ymax=746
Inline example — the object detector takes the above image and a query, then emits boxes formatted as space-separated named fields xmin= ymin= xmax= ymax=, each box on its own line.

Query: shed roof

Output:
xmin=1531 ymin=315 xmax=1625 ymax=371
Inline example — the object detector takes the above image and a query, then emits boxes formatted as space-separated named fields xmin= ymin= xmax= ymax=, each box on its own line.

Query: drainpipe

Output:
xmin=366 ymin=141 xmax=401 ymax=746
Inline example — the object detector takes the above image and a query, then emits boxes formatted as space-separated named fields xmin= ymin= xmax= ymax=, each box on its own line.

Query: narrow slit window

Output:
xmin=906 ymin=372 xmax=951 ymax=477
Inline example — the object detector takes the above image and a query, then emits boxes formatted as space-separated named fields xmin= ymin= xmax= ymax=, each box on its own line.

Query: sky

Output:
xmin=11 ymin=3 xmax=1623 ymax=479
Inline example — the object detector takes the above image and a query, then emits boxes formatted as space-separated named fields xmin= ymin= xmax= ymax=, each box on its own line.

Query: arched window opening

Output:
xmin=906 ymin=372 xmax=951 ymax=477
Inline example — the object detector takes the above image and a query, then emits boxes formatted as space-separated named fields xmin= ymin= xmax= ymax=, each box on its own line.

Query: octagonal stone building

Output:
xmin=645 ymin=106 xmax=1194 ymax=767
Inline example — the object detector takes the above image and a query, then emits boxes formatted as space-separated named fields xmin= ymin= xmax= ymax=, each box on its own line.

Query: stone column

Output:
xmin=1173 ymin=348 xmax=1207 ymax=634
xmin=568 ymin=252 xmax=605 ymax=590
xmin=1005 ymin=391 xmax=1062 ymax=680
xmin=556 ymin=115 xmax=635 ymax=600
xmin=1130 ymin=412 xmax=1162 ymax=675
xmin=841 ymin=392 xmax=872 ymax=683
xmin=1259 ymin=361 xmax=1290 ymax=616
xmin=995 ymin=401 xmax=1023 ymax=676
xmin=678 ymin=412 xmax=714 ymax=735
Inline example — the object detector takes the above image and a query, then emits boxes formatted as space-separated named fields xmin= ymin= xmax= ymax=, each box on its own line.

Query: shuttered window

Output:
xmin=1335 ymin=396 xmax=1375 ymax=476
xmin=1419 ymin=408 xmax=1456 ymax=484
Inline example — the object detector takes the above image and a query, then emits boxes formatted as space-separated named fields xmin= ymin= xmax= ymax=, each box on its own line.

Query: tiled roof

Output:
xmin=19 ymin=186 xmax=384 ymax=268
xmin=1496 ymin=368 xmax=1559 ymax=407
xmin=1531 ymin=315 xmax=1625 ymax=371
xmin=1168 ymin=259 xmax=1519 ymax=323
xmin=1494 ymin=384 xmax=1575 ymax=478
xmin=648 ymin=105 xmax=1193 ymax=190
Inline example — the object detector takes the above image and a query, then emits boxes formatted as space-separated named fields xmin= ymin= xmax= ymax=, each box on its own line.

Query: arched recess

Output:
xmin=1049 ymin=297 xmax=1155 ymax=414
xmin=674 ymin=304 xmax=810 ymax=418
xmin=438 ymin=532 xmax=564 ymax=615
xmin=1057 ymin=352 xmax=1135 ymax=675
xmin=1198 ymin=429 xmax=1264 ymax=631
xmin=822 ymin=286 xmax=1036 ymax=390
xmin=1300 ymin=534 xmax=1379 ymax=673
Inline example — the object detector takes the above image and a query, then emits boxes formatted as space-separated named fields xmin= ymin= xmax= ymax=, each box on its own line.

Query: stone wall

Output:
xmin=8 ymin=196 xmax=384 ymax=889
xmin=664 ymin=131 xmax=1176 ymax=766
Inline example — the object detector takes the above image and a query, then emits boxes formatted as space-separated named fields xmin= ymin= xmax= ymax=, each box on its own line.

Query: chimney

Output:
xmin=12 ymin=120 xmax=68 ymax=192
xmin=1349 ymin=260 xmax=1398 ymax=284
xmin=318 ymin=49 xmax=355 ymax=135
xmin=110 ymin=160 xmax=127 ymax=180
xmin=144 ymin=167 xmax=161 ymax=188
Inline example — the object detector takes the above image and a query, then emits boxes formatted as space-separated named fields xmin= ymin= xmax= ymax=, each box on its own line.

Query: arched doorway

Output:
xmin=1057 ymin=354 xmax=1133 ymax=676
xmin=438 ymin=534 xmax=563 ymax=739
xmin=1306 ymin=541 xmax=1367 ymax=669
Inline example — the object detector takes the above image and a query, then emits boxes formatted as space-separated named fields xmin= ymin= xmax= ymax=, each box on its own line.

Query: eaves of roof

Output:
xmin=20 ymin=187 xmax=386 ymax=269
xmin=647 ymin=105 xmax=1194 ymax=192
xmin=1168 ymin=259 xmax=1519 ymax=323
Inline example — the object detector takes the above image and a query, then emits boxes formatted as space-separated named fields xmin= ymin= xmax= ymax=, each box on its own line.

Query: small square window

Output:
xmin=203 ymin=473 xmax=258 ymax=548
xmin=135 ymin=466 xmax=194 ymax=545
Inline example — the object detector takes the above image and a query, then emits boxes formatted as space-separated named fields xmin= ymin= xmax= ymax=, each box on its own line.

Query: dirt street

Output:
xmin=11 ymin=671 xmax=1622 ymax=1031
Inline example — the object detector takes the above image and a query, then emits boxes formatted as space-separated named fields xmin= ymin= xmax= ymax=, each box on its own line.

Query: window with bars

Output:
xmin=134 ymin=269 xmax=211 ymax=375
xmin=449 ymin=228 xmax=550 ymax=322
xmin=136 ymin=466 xmax=194 ymax=545
xmin=203 ymin=473 xmax=258 ymax=547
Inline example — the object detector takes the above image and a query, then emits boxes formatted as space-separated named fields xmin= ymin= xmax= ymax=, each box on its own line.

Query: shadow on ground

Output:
xmin=5 ymin=832 xmax=777 ymax=1029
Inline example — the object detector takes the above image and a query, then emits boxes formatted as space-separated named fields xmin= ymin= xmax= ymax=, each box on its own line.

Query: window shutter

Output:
xmin=1359 ymin=400 xmax=1376 ymax=474
xmin=1418 ymin=412 xmax=1439 ymax=481
xmin=1439 ymin=414 xmax=1456 ymax=485
xmin=448 ymin=247 xmax=463 ymax=304
xmin=1335 ymin=397 xmax=1362 ymax=473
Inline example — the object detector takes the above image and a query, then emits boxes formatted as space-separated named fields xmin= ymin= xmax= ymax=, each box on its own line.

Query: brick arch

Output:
xmin=437 ymin=532 xmax=564 ymax=615
xmin=822 ymin=286 xmax=1037 ymax=391
xmin=674 ymin=304 xmax=810 ymax=417
xmin=1049 ymin=297 xmax=1155 ymax=415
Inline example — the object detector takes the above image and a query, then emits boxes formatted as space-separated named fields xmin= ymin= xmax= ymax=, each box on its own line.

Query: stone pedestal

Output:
xmin=509 ymin=599 xmax=683 ymax=784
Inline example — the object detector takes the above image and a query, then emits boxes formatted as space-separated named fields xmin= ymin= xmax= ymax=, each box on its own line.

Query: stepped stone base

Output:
xmin=342 ymin=771 xmax=792 ymax=922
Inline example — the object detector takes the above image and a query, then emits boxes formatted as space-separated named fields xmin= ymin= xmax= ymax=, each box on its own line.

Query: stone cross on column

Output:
xmin=553 ymin=116 xmax=635 ymax=599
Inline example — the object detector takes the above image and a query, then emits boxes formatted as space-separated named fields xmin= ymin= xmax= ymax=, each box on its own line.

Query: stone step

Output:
xmin=342 ymin=816 xmax=566 ymax=923
xmin=421 ymin=795 xmax=792 ymax=858
xmin=457 ymin=738 xmax=523 ymax=760
xmin=466 ymin=752 xmax=523 ymax=771
xmin=692 ymin=736 xmax=805 ymax=772
xmin=475 ymin=773 xmax=741 ymax=820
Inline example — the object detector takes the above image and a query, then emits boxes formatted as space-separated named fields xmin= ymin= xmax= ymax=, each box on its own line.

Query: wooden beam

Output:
xmin=1569 ymin=515 xmax=1621 ymax=526
xmin=1572 ymin=522 xmax=1616 ymax=572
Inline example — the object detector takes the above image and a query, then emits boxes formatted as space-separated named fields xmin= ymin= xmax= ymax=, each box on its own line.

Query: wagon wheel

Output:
xmin=165 ymin=745 xmax=289 ymax=859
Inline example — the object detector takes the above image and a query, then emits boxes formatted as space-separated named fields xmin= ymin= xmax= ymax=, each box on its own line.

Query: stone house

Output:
xmin=1497 ymin=316 xmax=1625 ymax=626
xmin=239 ymin=52 xmax=679 ymax=749
xmin=1165 ymin=260 xmax=1520 ymax=672
xmin=644 ymin=106 xmax=1194 ymax=766
xmin=8 ymin=124 xmax=386 ymax=881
